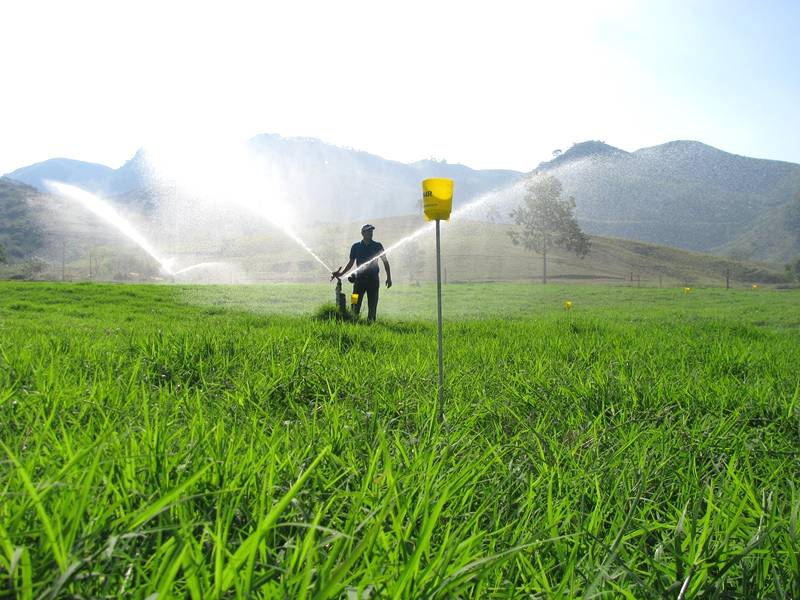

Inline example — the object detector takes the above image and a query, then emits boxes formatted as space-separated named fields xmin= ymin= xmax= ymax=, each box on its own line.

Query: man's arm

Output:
xmin=381 ymin=255 xmax=392 ymax=288
xmin=332 ymin=257 xmax=355 ymax=279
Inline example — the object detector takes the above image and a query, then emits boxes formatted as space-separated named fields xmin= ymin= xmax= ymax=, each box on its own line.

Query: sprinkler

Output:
xmin=332 ymin=268 xmax=361 ymax=320
xmin=332 ymin=270 xmax=348 ymax=316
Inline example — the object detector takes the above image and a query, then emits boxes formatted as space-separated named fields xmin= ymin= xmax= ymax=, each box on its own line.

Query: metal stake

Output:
xmin=435 ymin=219 xmax=444 ymax=422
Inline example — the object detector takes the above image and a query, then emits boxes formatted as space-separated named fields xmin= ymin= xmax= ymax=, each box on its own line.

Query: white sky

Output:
xmin=1 ymin=0 xmax=799 ymax=174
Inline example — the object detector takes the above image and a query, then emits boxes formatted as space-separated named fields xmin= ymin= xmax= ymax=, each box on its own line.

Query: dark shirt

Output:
xmin=350 ymin=240 xmax=385 ymax=280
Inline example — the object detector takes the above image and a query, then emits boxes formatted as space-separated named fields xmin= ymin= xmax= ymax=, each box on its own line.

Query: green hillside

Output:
xmin=537 ymin=141 xmax=800 ymax=254
xmin=0 ymin=178 xmax=43 ymax=261
xmin=715 ymin=193 xmax=800 ymax=263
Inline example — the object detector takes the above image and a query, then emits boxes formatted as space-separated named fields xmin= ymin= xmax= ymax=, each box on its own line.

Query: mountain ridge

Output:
xmin=533 ymin=140 xmax=800 ymax=261
xmin=3 ymin=135 xmax=799 ymax=262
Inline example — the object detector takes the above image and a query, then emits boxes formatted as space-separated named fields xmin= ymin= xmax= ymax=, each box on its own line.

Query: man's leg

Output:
xmin=352 ymin=280 xmax=366 ymax=317
xmin=366 ymin=279 xmax=379 ymax=321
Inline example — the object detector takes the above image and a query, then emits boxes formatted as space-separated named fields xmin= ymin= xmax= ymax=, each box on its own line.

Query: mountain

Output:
xmin=243 ymin=134 xmax=522 ymax=220
xmin=3 ymin=136 xmax=523 ymax=221
xmin=4 ymin=136 xmax=800 ymax=263
xmin=535 ymin=140 xmax=800 ymax=261
xmin=6 ymin=158 xmax=116 ymax=195
xmin=0 ymin=178 xmax=44 ymax=261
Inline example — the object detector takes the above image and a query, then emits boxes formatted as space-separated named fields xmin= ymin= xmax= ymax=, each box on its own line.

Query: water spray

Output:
xmin=46 ymin=181 xmax=239 ymax=281
xmin=339 ymin=180 xmax=525 ymax=281
xmin=240 ymin=204 xmax=332 ymax=274
xmin=46 ymin=181 xmax=177 ymax=276
xmin=142 ymin=140 xmax=333 ymax=276
xmin=171 ymin=262 xmax=228 ymax=276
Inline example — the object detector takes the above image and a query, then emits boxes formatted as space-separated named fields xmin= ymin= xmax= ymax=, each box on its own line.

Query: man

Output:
xmin=331 ymin=224 xmax=392 ymax=321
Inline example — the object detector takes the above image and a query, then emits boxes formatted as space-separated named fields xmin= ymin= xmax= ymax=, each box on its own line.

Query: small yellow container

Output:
xmin=683 ymin=287 xmax=692 ymax=294
xmin=563 ymin=300 xmax=573 ymax=311
xmin=422 ymin=178 xmax=454 ymax=221
xmin=751 ymin=284 xmax=759 ymax=289
xmin=351 ymin=293 xmax=359 ymax=305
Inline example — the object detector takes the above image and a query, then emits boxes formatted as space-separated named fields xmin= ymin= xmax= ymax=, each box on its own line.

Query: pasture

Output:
xmin=1 ymin=281 xmax=798 ymax=597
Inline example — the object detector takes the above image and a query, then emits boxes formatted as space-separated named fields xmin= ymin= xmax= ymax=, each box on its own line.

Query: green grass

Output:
xmin=1 ymin=281 xmax=799 ymax=597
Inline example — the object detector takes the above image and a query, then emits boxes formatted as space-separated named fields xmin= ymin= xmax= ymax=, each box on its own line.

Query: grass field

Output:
xmin=1 ymin=281 xmax=799 ymax=598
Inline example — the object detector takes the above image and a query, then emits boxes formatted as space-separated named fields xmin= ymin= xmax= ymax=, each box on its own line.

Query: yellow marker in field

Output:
xmin=422 ymin=178 xmax=454 ymax=424
xmin=752 ymin=284 xmax=759 ymax=290
xmin=351 ymin=293 xmax=359 ymax=305
xmin=422 ymin=178 xmax=453 ymax=221
xmin=564 ymin=300 xmax=573 ymax=311
xmin=683 ymin=287 xmax=692 ymax=294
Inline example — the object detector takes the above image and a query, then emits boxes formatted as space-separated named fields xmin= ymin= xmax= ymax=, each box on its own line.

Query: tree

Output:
xmin=508 ymin=174 xmax=589 ymax=284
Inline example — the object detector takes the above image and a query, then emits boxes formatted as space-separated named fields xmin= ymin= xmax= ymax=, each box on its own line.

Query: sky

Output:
xmin=1 ymin=0 xmax=799 ymax=175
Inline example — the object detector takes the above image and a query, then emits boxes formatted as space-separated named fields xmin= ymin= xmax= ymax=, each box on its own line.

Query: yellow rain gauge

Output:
xmin=422 ymin=178 xmax=453 ymax=422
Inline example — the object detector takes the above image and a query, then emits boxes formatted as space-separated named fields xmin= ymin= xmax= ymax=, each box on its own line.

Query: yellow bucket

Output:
xmin=422 ymin=178 xmax=453 ymax=221
xmin=351 ymin=293 xmax=359 ymax=305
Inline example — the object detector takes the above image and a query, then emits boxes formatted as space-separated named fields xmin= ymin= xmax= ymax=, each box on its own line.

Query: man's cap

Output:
xmin=361 ymin=224 xmax=375 ymax=232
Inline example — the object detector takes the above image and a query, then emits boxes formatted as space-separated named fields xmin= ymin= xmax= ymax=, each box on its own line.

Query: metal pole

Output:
xmin=435 ymin=219 xmax=444 ymax=422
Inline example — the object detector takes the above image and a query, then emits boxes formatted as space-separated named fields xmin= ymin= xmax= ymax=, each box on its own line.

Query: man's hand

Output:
xmin=330 ymin=267 xmax=343 ymax=281
xmin=386 ymin=277 xmax=392 ymax=289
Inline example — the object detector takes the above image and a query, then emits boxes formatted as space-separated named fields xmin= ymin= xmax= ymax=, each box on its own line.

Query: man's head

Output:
xmin=361 ymin=223 xmax=375 ymax=242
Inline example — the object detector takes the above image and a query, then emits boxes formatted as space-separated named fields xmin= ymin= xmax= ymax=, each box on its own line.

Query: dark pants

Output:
xmin=353 ymin=277 xmax=380 ymax=321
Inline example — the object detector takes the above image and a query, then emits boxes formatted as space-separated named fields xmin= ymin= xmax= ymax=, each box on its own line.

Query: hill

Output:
xmin=6 ymin=158 xmax=115 ymax=194
xmin=713 ymin=193 xmax=800 ymax=262
xmin=4 ymin=136 xmax=800 ymax=264
xmin=0 ymin=178 xmax=44 ymax=261
xmin=536 ymin=140 xmax=800 ymax=259
xmin=3 ymin=136 xmax=523 ymax=221
xmin=232 ymin=134 xmax=522 ymax=221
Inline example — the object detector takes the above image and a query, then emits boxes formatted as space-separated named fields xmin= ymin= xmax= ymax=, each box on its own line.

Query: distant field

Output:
xmin=3 ymin=215 xmax=787 ymax=286
xmin=1 ymin=282 xmax=798 ymax=597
